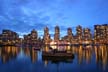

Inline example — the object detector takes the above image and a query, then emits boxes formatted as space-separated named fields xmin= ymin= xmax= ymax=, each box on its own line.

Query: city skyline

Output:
xmin=0 ymin=0 xmax=108 ymax=38
xmin=0 ymin=24 xmax=108 ymax=38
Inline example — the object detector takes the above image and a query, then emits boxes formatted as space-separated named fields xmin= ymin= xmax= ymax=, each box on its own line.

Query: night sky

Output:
xmin=0 ymin=0 xmax=108 ymax=38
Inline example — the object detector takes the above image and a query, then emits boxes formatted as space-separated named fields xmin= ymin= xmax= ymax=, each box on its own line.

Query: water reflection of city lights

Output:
xmin=0 ymin=44 xmax=107 ymax=71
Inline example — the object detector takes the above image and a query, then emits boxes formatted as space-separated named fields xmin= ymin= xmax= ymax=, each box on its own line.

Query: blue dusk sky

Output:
xmin=0 ymin=0 xmax=108 ymax=38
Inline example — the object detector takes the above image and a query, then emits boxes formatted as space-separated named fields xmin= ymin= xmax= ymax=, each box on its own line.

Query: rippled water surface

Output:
xmin=0 ymin=45 xmax=108 ymax=72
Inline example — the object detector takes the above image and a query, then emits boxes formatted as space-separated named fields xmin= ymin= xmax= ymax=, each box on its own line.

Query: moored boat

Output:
xmin=42 ymin=49 xmax=74 ymax=58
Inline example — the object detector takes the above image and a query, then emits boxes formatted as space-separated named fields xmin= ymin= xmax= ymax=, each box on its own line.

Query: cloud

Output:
xmin=0 ymin=0 xmax=108 ymax=37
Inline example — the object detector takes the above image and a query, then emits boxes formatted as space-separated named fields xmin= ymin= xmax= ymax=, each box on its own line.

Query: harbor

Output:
xmin=0 ymin=45 xmax=108 ymax=72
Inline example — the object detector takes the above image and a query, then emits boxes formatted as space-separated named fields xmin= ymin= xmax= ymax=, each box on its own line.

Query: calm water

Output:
xmin=0 ymin=45 xmax=108 ymax=72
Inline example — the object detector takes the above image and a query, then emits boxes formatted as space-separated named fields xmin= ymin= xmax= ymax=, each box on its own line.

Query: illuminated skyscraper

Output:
xmin=0 ymin=30 xmax=20 ymax=45
xmin=0 ymin=34 xmax=2 ymax=44
xmin=30 ymin=29 xmax=38 ymax=44
xmin=43 ymin=27 xmax=50 ymax=44
xmin=54 ymin=26 xmax=60 ymax=41
xmin=106 ymin=25 xmax=108 ymax=43
xmin=31 ymin=29 xmax=38 ymax=40
xmin=94 ymin=24 xmax=108 ymax=44
xmin=23 ymin=29 xmax=38 ymax=45
xmin=83 ymin=28 xmax=92 ymax=44
xmin=76 ymin=25 xmax=83 ymax=43
xmin=67 ymin=27 xmax=73 ymax=42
